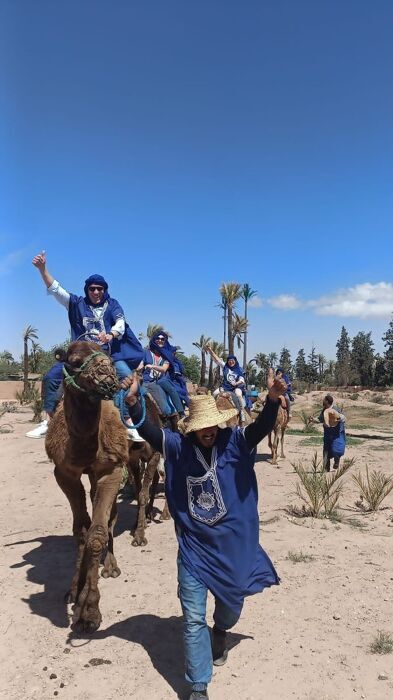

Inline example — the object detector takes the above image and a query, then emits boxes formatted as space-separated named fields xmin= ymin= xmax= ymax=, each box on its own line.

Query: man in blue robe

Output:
xmin=124 ymin=369 xmax=286 ymax=700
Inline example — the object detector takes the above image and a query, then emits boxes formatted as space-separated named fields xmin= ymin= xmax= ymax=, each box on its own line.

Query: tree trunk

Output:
xmin=208 ymin=356 xmax=214 ymax=389
xmin=200 ymin=351 xmax=207 ymax=386
xmin=23 ymin=338 xmax=29 ymax=394
xmin=242 ymin=301 xmax=248 ymax=369
xmin=223 ymin=304 xmax=227 ymax=353
xmin=228 ymin=305 xmax=234 ymax=355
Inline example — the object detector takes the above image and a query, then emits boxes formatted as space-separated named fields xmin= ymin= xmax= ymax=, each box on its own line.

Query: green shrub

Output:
xmin=353 ymin=466 xmax=393 ymax=511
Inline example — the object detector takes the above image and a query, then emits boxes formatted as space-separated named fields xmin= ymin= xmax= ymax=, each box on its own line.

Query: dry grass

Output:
xmin=370 ymin=631 xmax=393 ymax=655
xmin=286 ymin=550 xmax=315 ymax=563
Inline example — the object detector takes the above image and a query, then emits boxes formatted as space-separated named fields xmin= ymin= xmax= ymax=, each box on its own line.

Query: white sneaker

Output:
xmin=26 ymin=419 xmax=48 ymax=439
xmin=126 ymin=427 xmax=145 ymax=443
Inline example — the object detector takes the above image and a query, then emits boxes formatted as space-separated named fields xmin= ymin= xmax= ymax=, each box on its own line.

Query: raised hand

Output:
xmin=122 ymin=372 xmax=141 ymax=406
xmin=267 ymin=368 xmax=287 ymax=402
xmin=32 ymin=250 xmax=46 ymax=270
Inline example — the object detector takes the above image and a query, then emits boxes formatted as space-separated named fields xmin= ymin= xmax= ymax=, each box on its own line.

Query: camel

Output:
xmin=268 ymin=398 xmax=289 ymax=466
xmin=215 ymin=391 xmax=252 ymax=428
xmin=126 ymin=392 xmax=174 ymax=546
xmin=45 ymin=341 xmax=129 ymax=632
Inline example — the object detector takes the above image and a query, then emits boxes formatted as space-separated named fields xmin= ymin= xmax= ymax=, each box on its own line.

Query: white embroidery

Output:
xmin=186 ymin=446 xmax=227 ymax=525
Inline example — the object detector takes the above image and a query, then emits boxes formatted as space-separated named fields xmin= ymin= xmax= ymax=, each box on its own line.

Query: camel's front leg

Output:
xmin=72 ymin=466 xmax=122 ymax=632
xmin=54 ymin=466 xmax=91 ymax=604
xmin=280 ymin=428 xmax=286 ymax=459
xmin=101 ymin=498 xmax=121 ymax=579
xmin=132 ymin=452 xmax=160 ymax=546
xmin=271 ymin=431 xmax=279 ymax=466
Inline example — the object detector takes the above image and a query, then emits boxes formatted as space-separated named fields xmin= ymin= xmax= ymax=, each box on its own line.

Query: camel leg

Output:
xmin=132 ymin=452 xmax=160 ymax=546
xmin=54 ymin=466 xmax=91 ymax=604
xmin=271 ymin=431 xmax=279 ymax=466
xmin=268 ymin=431 xmax=272 ymax=451
xmin=280 ymin=428 xmax=286 ymax=459
xmin=146 ymin=468 xmax=160 ymax=521
xmin=72 ymin=466 xmax=122 ymax=632
xmin=101 ymin=497 xmax=121 ymax=579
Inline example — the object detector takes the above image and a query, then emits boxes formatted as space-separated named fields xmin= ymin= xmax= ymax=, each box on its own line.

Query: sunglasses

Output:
xmin=156 ymin=336 xmax=165 ymax=341
xmin=88 ymin=286 xmax=104 ymax=292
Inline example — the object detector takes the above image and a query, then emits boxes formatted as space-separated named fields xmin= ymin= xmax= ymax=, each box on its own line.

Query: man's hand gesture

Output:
xmin=32 ymin=250 xmax=46 ymax=271
xmin=267 ymin=368 xmax=287 ymax=403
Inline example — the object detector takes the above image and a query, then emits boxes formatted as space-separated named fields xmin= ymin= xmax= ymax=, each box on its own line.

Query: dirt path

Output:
xmin=1 ymin=403 xmax=393 ymax=700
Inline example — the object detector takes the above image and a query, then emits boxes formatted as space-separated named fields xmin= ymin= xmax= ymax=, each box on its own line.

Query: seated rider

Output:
xmin=170 ymin=349 xmax=190 ymax=407
xmin=205 ymin=345 xmax=247 ymax=423
xmin=32 ymin=250 xmax=145 ymax=442
xmin=143 ymin=331 xmax=185 ymax=417
xmin=26 ymin=347 xmax=66 ymax=438
xmin=275 ymin=367 xmax=292 ymax=420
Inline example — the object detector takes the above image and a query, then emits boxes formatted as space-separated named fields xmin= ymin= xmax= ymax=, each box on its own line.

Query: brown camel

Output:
xmin=268 ymin=398 xmax=289 ymax=466
xmin=215 ymin=391 xmax=252 ymax=428
xmin=45 ymin=341 xmax=128 ymax=632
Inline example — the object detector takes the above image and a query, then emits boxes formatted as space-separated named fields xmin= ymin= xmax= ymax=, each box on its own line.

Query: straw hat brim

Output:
xmin=178 ymin=406 xmax=238 ymax=434
xmin=323 ymin=408 xmax=341 ymax=427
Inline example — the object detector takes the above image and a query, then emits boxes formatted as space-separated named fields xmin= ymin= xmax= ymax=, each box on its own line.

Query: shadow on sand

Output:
xmin=67 ymin=613 xmax=252 ymax=699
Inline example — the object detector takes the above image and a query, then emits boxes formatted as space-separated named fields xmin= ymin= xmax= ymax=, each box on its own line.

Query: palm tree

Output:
xmin=29 ymin=341 xmax=43 ymax=373
xmin=146 ymin=324 xmax=171 ymax=340
xmin=0 ymin=350 xmax=14 ymax=365
xmin=217 ymin=295 xmax=228 ymax=353
xmin=23 ymin=325 xmax=38 ymax=394
xmin=268 ymin=352 xmax=278 ymax=368
xmin=255 ymin=352 xmax=269 ymax=370
xmin=241 ymin=284 xmax=257 ymax=368
xmin=232 ymin=313 xmax=248 ymax=351
xmin=207 ymin=341 xmax=224 ymax=389
xmin=219 ymin=282 xmax=242 ymax=356
xmin=317 ymin=353 xmax=327 ymax=379
xmin=192 ymin=334 xmax=211 ymax=386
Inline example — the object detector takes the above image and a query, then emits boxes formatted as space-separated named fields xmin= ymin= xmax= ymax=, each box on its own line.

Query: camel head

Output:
xmin=63 ymin=341 xmax=120 ymax=400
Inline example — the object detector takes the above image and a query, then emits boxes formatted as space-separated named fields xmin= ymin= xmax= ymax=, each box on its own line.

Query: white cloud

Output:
xmin=248 ymin=295 xmax=263 ymax=308
xmin=267 ymin=282 xmax=393 ymax=318
xmin=268 ymin=294 xmax=303 ymax=310
xmin=309 ymin=282 xmax=393 ymax=318
xmin=0 ymin=248 xmax=27 ymax=276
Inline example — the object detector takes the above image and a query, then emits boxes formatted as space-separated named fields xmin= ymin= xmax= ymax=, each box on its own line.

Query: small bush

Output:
xmin=290 ymin=452 xmax=355 ymax=518
xmin=349 ymin=393 xmax=359 ymax=401
xmin=299 ymin=409 xmax=318 ymax=434
xmin=286 ymin=550 xmax=315 ymax=563
xmin=353 ymin=466 xmax=393 ymax=511
xmin=370 ymin=631 xmax=393 ymax=655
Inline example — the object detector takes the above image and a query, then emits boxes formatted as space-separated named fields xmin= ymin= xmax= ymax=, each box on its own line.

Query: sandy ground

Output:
xmin=1 ymin=390 xmax=393 ymax=700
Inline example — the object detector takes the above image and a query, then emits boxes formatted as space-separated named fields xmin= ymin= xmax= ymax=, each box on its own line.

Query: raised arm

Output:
xmin=124 ymin=376 xmax=164 ymax=452
xmin=32 ymin=251 xmax=55 ymax=288
xmin=205 ymin=345 xmax=223 ymax=366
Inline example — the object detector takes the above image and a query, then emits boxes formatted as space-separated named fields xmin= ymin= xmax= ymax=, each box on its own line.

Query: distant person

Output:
xmin=143 ymin=331 xmax=186 ymax=416
xmin=311 ymin=394 xmax=346 ymax=471
xmin=32 ymin=250 xmax=144 ymax=441
xmin=275 ymin=367 xmax=293 ymax=420
xmin=205 ymin=346 xmax=247 ymax=424
xmin=26 ymin=347 xmax=66 ymax=438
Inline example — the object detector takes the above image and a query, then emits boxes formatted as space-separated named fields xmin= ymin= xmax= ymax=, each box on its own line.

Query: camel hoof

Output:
xmin=101 ymin=566 xmax=121 ymax=579
xmin=160 ymin=512 xmax=171 ymax=521
xmin=131 ymin=535 xmax=147 ymax=547
xmin=72 ymin=618 xmax=101 ymax=634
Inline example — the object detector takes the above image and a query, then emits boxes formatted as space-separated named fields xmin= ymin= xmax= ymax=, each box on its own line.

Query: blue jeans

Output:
xmin=177 ymin=554 xmax=241 ymax=691
xmin=157 ymin=377 xmax=184 ymax=415
xmin=144 ymin=381 xmax=174 ymax=416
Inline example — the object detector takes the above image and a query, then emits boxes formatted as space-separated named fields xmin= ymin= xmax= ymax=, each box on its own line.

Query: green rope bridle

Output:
xmin=63 ymin=351 xmax=117 ymax=400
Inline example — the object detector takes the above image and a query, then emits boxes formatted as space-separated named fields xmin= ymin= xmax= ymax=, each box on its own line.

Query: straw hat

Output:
xmin=323 ymin=408 xmax=341 ymax=427
xmin=178 ymin=395 xmax=238 ymax=434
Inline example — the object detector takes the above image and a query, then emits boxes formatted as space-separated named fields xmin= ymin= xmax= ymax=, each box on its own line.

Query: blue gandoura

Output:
xmin=127 ymin=392 xmax=280 ymax=700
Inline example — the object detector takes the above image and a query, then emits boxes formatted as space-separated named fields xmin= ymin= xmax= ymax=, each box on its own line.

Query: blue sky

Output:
xmin=1 ymin=1 xmax=393 ymax=363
